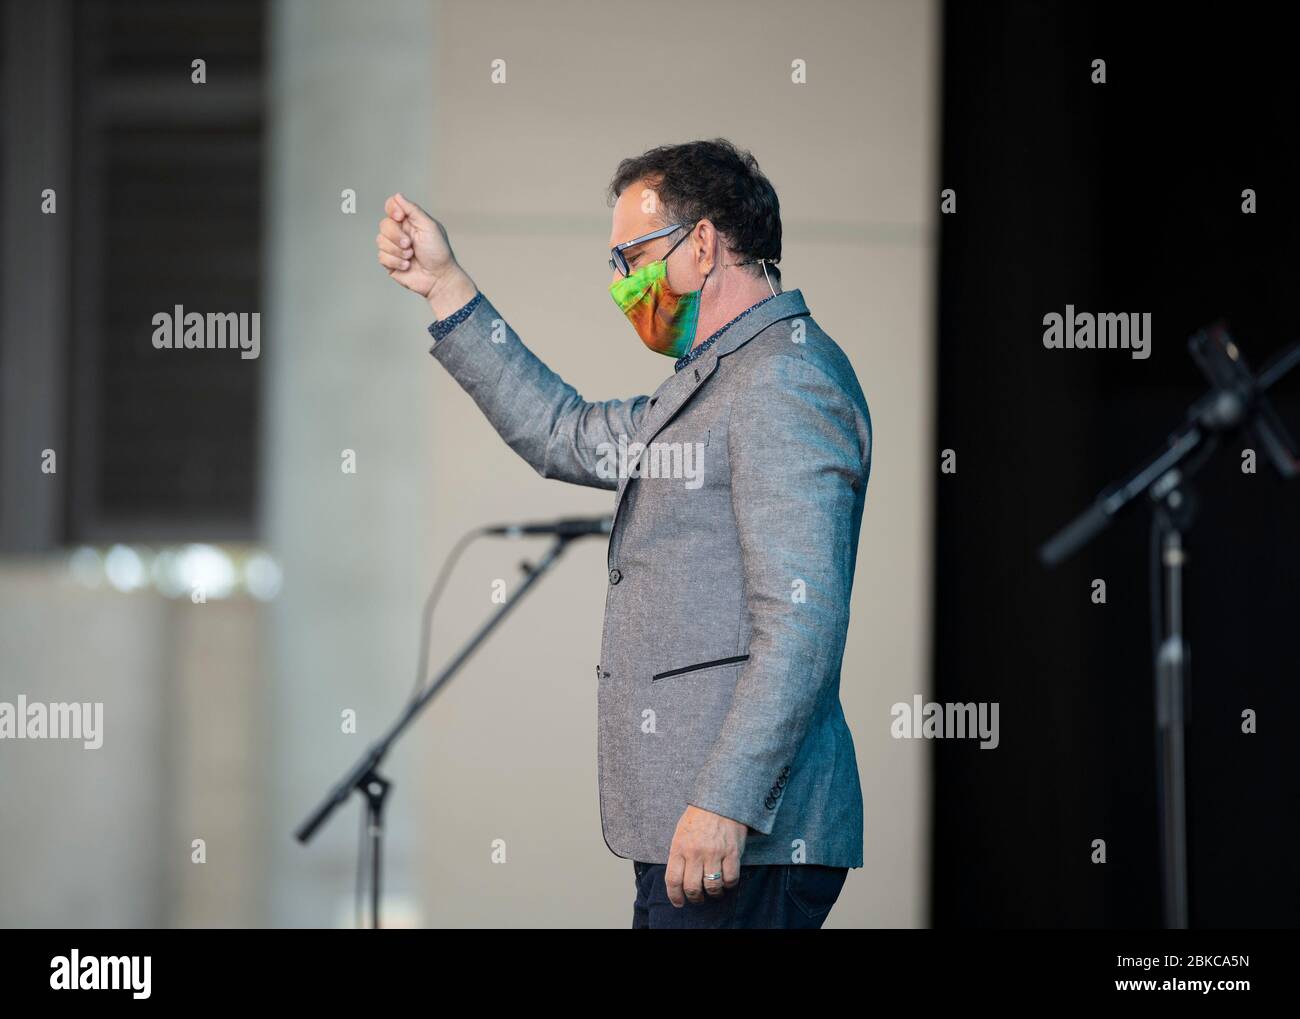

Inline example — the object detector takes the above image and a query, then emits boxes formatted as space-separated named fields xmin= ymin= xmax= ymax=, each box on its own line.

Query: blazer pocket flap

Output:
xmin=651 ymin=654 xmax=749 ymax=682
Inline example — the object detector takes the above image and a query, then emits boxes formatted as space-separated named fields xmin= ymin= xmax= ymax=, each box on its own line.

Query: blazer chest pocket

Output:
xmin=651 ymin=654 xmax=749 ymax=682
xmin=650 ymin=425 xmax=711 ymax=450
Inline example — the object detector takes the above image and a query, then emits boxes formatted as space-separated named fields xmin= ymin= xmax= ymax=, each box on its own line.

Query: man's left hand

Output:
xmin=665 ymin=805 xmax=748 ymax=907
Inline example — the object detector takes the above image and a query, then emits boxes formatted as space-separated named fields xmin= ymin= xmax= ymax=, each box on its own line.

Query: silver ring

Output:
xmin=704 ymin=872 xmax=723 ymax=882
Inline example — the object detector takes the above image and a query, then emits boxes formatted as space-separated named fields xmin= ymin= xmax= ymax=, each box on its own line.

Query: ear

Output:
xmin=693 ymin=219 xmax=718 ymax=275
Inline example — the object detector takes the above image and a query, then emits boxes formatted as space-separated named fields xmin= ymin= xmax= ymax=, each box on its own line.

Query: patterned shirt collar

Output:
xmin=673 ymin=294 xmax=778 ymax=373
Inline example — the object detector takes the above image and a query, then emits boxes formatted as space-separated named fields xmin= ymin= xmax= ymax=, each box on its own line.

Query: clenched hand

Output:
xmin=376 ymin=193 xmax=477 ymax=318
xmin=665 ymin=805 xmax=748 ymax=907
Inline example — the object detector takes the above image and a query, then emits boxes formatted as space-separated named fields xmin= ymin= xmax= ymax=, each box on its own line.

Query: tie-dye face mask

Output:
xmin=610 ymin=254 xmax=706 ymax=359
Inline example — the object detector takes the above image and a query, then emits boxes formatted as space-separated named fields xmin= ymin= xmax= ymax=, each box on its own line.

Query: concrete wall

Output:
xmin=407 ymin=0 xmax=938 ymax=927
xmin=0 ymin=565 xmax=263 ymax=927
xmin=260 ymin=0 xmax=440 ymax=926
xmin=0 ymin=0 xmax=935 ymax=928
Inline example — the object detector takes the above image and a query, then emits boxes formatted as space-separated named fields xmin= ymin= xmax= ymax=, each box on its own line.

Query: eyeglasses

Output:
xmin=608 ymin=223 xmax=692 ymax=278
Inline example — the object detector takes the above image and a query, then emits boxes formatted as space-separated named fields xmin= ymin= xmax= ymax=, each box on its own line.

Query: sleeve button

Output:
xmin=609 ymin=567 xmax=623 ymax=585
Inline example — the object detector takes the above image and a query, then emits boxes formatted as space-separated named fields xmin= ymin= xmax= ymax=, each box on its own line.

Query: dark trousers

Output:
xmin=631 ymin=860 xmax=848 ymax=929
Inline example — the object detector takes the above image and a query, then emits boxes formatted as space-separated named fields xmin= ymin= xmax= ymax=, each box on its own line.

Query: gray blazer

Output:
xmin=428 ymin=289 xmax=871 ymax=867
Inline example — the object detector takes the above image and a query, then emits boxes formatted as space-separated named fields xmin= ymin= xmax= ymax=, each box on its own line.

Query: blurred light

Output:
xmin=243 ymin=552 xmax=283 ymax=601
xmin=65 ymin=543 xmax=280 ymax=600
xmin=104 ymin=545 xmax=147 ymax=592
xmin=176 ymin=544 xmax=237 ymax=600
xmin=67 ymin=546 xmax=104 ymax=588
xmin=149 ymin=548 xmax=188 ymax=598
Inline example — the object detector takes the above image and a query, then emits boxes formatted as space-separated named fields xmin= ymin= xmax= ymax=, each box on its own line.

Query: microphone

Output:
xmin=1190 ymin=323 xmax=1300 ymax=478
xmin=483 ymin=516 xmax=612 ymax=539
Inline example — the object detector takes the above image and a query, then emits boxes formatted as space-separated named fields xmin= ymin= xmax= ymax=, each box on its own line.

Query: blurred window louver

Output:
xmin=66 ymin=0 xmax=265 ymax=542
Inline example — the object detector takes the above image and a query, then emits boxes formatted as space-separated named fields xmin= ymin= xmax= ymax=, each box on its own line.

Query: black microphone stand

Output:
xmin=1040 ymin=325 xmax=1299 ymax=928
xmin=295 ymin=531 xmax=586 ymax=928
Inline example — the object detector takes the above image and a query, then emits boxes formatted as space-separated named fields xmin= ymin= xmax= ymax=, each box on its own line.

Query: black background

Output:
xmin=933 ymin=1 xmax=1300 ymax=927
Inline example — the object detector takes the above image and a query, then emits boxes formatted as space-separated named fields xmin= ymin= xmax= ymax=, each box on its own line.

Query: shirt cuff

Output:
xmin=427 ymin=291 xmax=484 ymax=342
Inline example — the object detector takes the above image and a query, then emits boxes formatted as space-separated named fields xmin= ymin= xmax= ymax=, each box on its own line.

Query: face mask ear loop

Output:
xmin=696 ymin=266 xmax=712 ymax=332
xmin=760 ymin=259 xmax=776 ymax=297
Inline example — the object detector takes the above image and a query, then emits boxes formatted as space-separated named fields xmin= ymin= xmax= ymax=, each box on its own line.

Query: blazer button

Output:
xmin=609 ymin=567 xmax=623 ymax=585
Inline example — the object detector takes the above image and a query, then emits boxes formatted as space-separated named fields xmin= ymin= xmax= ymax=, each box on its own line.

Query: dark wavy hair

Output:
xmin=607 ymin=139 xmax=782 ymax=283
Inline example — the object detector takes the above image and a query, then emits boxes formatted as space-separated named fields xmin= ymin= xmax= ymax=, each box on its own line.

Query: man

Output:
xmin=376 ymin=139 xmax=872 ymax=929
